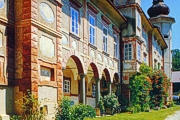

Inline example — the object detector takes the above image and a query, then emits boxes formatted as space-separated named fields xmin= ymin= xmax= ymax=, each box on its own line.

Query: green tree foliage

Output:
xmin=149 ymin=71 xmax=170 ymax=109
xmin=128 ymin=63 xmax=170 ymax=113
xmin=172 ymin=49 xmax=180 ymax=71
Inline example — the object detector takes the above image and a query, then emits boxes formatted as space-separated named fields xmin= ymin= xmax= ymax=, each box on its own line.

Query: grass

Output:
xmin=85 ymin=105 xmax=180 ymax=120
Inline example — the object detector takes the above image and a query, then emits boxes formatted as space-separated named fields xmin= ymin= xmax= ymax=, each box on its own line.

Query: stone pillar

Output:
xmin=116 ymin=84 xmax=121 ymax=102
xmin=80 ymin=74 xmax=86 ymax=104
xmin=108 ymin=82 xmax=112 ymax=94
xmin=95 ymin=78 xmax=100 ymax=106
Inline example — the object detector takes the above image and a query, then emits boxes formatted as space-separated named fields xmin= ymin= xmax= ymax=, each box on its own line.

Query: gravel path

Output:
xmin=165 ymin=110 xmax=180 ymax=120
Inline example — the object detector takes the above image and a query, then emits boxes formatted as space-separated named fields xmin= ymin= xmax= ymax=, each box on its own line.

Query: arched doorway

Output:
xmin=63 ymin=55 xmax=85 ymax=105
xmin=100 ymin=68 xmax=111 ymax=97
xmin=86 ymin=63 xmax=99 ymax=107
xmin=112 ymin=73 xmax=120 ymax=97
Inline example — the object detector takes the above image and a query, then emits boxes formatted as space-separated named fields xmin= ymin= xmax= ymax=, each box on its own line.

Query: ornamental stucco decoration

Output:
xmin=39 ymin=35 xmax=55 ymax=58
xmin=39 ymin=2 xmax=55 ymax=23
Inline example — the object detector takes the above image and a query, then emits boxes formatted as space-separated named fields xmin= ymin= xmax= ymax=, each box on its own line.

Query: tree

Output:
xmin=172 ymin=49 xmax=180 ymax=71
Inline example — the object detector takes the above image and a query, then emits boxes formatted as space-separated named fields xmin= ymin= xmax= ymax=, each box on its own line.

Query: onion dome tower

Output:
xmin=148 ymin=0 xmax=170 ymax=18
xmin=147 ymin=0 xmax=175 ymax=100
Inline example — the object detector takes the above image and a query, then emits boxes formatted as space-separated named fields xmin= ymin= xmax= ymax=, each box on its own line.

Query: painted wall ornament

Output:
xmin=0 ymin=0 xmax=4 ymax=9
xmin=39 ymin=2 xmax=54 ymax=23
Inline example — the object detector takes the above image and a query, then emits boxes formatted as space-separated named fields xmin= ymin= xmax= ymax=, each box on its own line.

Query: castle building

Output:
xmin=0 ymin=0 xmax=174 ymax=119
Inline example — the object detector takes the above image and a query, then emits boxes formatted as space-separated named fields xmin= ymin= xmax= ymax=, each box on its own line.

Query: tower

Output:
xmin=148 ymin=0 xmax=175 ymax=99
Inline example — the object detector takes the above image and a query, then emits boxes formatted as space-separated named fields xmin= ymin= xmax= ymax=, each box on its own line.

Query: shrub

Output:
xmin=55 ymin=96 xmax=71 ymax=120
xmin=71 ymin=104 xmax=96 ymax=120
xmin=103 ymin=93 xmax=119 ymax=109
xmin=97 ymin=96 xmax=105 ymax=113
xmin=11 ymin=90 xmax=45 ymax=120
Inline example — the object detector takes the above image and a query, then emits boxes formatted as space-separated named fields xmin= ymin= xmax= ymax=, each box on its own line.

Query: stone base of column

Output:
xmin=0 ymin=114 xmax=10 ymax=120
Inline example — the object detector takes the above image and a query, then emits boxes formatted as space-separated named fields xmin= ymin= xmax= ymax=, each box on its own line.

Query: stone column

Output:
xmin=80 ymin=74 xmax=86 ymax=104
xmin=95 ymin=78 xmax=100 ymax=106
xmin=116 ymin=84 xmax=121 ymax=99
xmin=108 ymin=82 xmax=112 ymax=94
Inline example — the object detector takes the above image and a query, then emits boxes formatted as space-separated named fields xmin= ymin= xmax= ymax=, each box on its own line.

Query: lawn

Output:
xmin=85 ymin=106 xmax=180 ymax=120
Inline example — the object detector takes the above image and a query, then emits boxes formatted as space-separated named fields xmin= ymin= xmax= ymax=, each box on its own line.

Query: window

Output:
xmin=71 ymin=7 xmax=79 ymax=35
xmin=64 ymin=80 xmax=70 ymax=94
xmin=144 ymin=56 xmax=147 ymax=63
xmin=103 ymin=26 xmax=108 ymax=52
xmin=124 ymin=43 xmax=132 ymax=60
xmin=137 ymin=45 xmax=141 ymax=61
xmin=41 ymin=67 xmax=52 ymax=81
xmin=114 ymin=35 xmax=118 ymax=58
xmin=137 ymin=13 xmax=141 ymax=28
xmin=92 ymin=84 xmax=96 ymax=98
xmin=142 ymin=28 xmax=148 ymax=47
xmin=89 ymin=15 xmax=95 ymax=44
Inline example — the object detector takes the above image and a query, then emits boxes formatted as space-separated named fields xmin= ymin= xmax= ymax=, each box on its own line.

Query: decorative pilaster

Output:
xmin=56 ymin=2 xmax=63 ymax=100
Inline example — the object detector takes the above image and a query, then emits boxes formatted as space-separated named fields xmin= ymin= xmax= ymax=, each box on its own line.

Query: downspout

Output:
xmin=119 ymin=23 xmax=128 ymax=99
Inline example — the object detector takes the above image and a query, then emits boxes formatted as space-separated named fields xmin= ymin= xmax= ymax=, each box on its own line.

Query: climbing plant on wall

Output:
xmin=149 ymin=70 xmax=170 ymax=109
xmin=128 ymin=63 xmax=170 ymax=113
xmin=129 ymin=63 xmax=152 ymax=113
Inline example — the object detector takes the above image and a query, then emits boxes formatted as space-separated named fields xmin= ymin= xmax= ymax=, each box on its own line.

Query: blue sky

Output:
xmin=141 ymin=0 xmax=180 ymax=49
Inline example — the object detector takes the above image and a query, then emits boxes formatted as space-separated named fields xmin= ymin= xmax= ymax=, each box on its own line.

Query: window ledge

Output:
xmin=88 ymin=43 xmax=97 ymax=50
xmin=102 ymin=51 xmax=109 ymax=57
xmin=137 ymin=26 xmax=141 ymax=31
xmin=69 ymin=32 xmax=80 ymax=40
xmin=113 ymin=57 xmax=119 ymax=62
xmin=136 ymin=60 xmax=142 ymax=64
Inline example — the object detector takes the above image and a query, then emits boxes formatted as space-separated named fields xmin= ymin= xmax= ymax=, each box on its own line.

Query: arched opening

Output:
xmin=100 ymin=68 xmax=111 ymax=97
xmin=63 ymin=55 xmax=84 ymax=105
xmin=86 ymin=63 xmax=99 ymax=107
xmin=112 ymin=73 xmax=120 ymax=96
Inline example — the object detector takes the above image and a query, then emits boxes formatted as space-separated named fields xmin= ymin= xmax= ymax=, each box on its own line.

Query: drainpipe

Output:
xmin=119 ymin=23 xmax=128 ymax=99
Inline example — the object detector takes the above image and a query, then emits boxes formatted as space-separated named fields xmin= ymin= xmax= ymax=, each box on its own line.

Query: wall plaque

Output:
xmin=39 ymin=2 xmax=54 ymax=23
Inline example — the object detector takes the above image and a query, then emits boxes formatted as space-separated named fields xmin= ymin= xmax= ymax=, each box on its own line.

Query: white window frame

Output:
xmin=137 ymin=13 xmax=141 ymax=29
xmin=144 ymin=56 xmax=147 ymax=63
xmin=70 ymin=7 xmax=79 ymax=36
xmin=103 ymin=26 xmax=108 ymax=52
xmin=89 ymin=14 xmax=95 ymax=45
xmin=114 ymin=34 xmax=118 ymax=58
xmin=142 ymin=28 xmax=148 ymax=47
xmin=124 ymin=43 xmax=132 ymax=60
xmin=137 ymin=45 xmax=141 ymax=61
xmin=64 ymin=80 xmax=70 ymax=94
xmin=92 ymin=84 xmax=96 ymax=98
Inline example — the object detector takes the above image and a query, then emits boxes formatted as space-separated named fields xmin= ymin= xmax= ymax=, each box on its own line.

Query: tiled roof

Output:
xmin=172 ymin=71 xmax=180 ymax=83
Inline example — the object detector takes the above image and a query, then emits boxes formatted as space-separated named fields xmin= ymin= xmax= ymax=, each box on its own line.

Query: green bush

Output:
xmin=103 ymin=93 xmax=119 ymax=109
xmin=97 ymin=96 xmax=105 ymax=113
xmin=71 ymin=104 xmax=96 ymax=120
xmin=10 ymin=90 xmax=45 ymax=120
xmin=56 ymin=96 xmax=71 ymax=120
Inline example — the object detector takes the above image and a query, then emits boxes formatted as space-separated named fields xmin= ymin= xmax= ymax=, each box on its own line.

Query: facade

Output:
xmin=0 ymin=0 xmax=174 ymax=119
xmin=111 ymin=0 xmax=168 ymax=101
xmin=61 ymin=0 xmax=126 ymax=107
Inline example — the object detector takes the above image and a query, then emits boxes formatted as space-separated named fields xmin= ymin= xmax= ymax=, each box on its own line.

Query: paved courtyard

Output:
xmin=165 ymin=110 xmax=180 ymax=120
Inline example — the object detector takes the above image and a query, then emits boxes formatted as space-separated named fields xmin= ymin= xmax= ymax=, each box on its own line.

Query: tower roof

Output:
xmin=148 ymin=0 xmax=170 ymax=18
